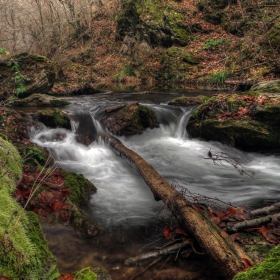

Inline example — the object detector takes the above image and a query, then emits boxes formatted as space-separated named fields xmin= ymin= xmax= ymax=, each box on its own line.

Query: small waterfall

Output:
xmin=174 ymin=108 xmax=193 ymax=139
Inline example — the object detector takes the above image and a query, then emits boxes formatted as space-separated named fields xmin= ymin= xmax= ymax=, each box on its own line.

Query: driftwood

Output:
xmin=227 ymin=213 xmax=280 ymax=233
xmin=105 ymin=102 xmax=138 ymax=113
xmin=125 ymin=239 xmax=191 ymax=266
xmin=250 ymin=202 xmax=280 ymax=217
xmin=101 ymin=132 xmax=253 ymax=278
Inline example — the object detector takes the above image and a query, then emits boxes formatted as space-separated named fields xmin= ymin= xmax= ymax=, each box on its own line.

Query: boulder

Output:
xmin=106 ymin=103 xmax=159 ymax=136
xmin=0 ymin=137 xmax=59 ymax=279
xmin=12 ymin=93 xmax=70 ymax=107
xmin=37 ymin=108 xmax=71 ymax=129
xmin=0 ymin=53 xmax=55 ymax=98
xmin=250 ymin=80 xmax=280 ymax=93
xmin=116 ymin=0 xmax=191 ymax=47
xmin=187 ymin=93 xmax=280 ymax=151
xmin=168 ymin=95 xmax=208 ymax=106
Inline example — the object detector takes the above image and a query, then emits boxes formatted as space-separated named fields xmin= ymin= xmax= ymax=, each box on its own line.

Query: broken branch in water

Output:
xmin=205 ymin=150 xmax=255 ymax=177
xmin=125 ymin=239 xmax=191 ymax=266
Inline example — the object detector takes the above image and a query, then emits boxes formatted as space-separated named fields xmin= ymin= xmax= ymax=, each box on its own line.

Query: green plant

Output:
xmin=204 ymin=38 xmax=231 ymax=50
xmin=208 ymin=71 xmax=230 ymax=85
xmin=6 ymin=61 xmax=26 ymax=96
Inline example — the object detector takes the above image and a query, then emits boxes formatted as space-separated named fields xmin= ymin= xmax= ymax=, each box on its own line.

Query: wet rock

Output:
xmin=187 ymin=93 xmax=280 ymax=151
xmin=37 ymin=108 xmax=71 ymax=129
xmin=106 ymin=103 xmax=159 ymax=136
xmin=12 ymin=93 xmax=70 ymax=107
xmin=168 ymin=95 xmax=208 ymax=106
xmin=0 ymin=53 xmax=55 ymax=98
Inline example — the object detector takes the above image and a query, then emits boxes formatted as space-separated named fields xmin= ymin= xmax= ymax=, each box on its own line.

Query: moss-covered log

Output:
xmin=101 ymin=132 xmax=252 ymax=278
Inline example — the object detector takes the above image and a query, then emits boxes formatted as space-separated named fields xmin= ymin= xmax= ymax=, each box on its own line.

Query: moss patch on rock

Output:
xmin=106 ymin=103 xmax=159 ymax=136
xmin=233 ymin=244 xmax=280 ymax=280
xmin=37 ymin=108 xmax=71 ymax=129
xmin=0 ymin=137 xmax=59 ymax=279
xmin=187 ymin=93 xmax=280 ymax=151
xmin=168 ymin=95 xmax=208 ymax=106
xmin=63 ymin=171 xmax=97 ymax=207
xmin=12 ymin=93 xmax=70 ymax=107
xmin=250 ymin=80 xmax=280 ymax=93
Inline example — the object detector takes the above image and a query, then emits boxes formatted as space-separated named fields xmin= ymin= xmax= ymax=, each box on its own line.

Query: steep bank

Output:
xmin=51 ymin=0 xmax=280 ymax=91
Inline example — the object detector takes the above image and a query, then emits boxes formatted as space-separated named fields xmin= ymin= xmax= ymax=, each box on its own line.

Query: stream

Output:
xmin=29 ymin=90 xmax=280 ymax=279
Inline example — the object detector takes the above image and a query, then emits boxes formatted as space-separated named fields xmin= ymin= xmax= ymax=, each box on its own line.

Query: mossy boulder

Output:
xmin=12 ymin=93 xmax=70 ymax=107
xmin=106 ymin=103 xmax=159 ymax=136
xmin=168 ymin=95 xmax=208 ymax=106
xmin=0 ymin=53 xmax=55 ymax=98
xmin=250 ymin=80 xmax=280 ymax=93
xmin=166 ymin=47 xmax=202 ymax=64
xmin=187 ymin=93 xmax=280 ymax=151
xmin=37 ymin=108 xmax=71 ymax=129
xmin=265 ymin=19 xmax=280 ymax=53
xmin=233 ymin=244 xmax=280 ymax=280
xmin=0 ymin=137 xmax=59 ymax=279
xmin=116 ymin=0 xmax=190 ymax=47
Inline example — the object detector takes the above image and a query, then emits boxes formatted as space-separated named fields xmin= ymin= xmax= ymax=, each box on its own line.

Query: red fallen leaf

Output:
xmin=23 ymin=165 xmax=30 ymax=172
xmin=230 ymin=233 xmax=240 ymax=241
xmin=191 ymin=204 xmax=203 ymax=212
xmin=40 ymin=208 xmax=52 ymax=217
xmin=257 ymin=96 xmax=267 ymax=105
xmin=58 ymin=273 xmax=75 ymax=280
xmin=246 ymin=226 xmax=279 ymax=244
xmin=61 ymin=201 xmax=73 ymax=210
xmin=60 ymin=210 xmax=69 ymax=222
xmin=241 ymin=258 xmax=253 ymax=272
xmin=174 ymin=227 xmax=188 ymax=237
xmin=211 ymin=217 xmax=221 ymax=225
xmin=163 ymin=225 xmax=174 ymax=239
xmin=53 ymin=201 xmax=64 ymax=212
xmin=220 ymin=231 xmax=228 ymax=238
xmin=0 ymin=276 xmax=12 ymax=280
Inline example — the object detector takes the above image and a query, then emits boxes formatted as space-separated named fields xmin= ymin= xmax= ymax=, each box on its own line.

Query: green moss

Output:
xmin=74 ymin=267 xmax=97 ymax=280
xmin=233 ymin=245 xmax=280 ymax=280
xmin=0 ymin=138 xmax=59 ymax=279
xmin=38 ymin=109 xmax=71 ymax=129
xmin=63 ymin=171 xmax=97 ymax=206
xmin=168 ymin=95 xmax=207 ymax=106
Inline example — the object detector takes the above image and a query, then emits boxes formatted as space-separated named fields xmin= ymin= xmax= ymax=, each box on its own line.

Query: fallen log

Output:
xmin=101 ymin=132 xmax=253 ymax=278
xmin=125 ymin=239 xmax=191 ymax=266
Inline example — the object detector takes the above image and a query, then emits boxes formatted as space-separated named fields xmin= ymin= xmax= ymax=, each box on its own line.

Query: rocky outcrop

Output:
xmin=105 ymin=103 xmax=159 ymax=136
xmin=0 ymin=53 xmax=55 ymax=98
xmin=12 ymin=93 xmax=70 ymax=107
xmin=187 ymin=93 xmax=280 ymax=151
xmin=116 ymin=0 xmax=191 ymax=47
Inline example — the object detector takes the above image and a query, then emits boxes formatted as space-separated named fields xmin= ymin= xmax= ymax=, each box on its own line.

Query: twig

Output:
xmin=205 ymin=150 xmax=255 ymax=178
xmin=129 ymin=257 xmax=162 ymax=280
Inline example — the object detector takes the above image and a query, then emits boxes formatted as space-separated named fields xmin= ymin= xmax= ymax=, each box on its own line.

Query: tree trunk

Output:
xmin=101 ymin=132 xmax=253 ymax=278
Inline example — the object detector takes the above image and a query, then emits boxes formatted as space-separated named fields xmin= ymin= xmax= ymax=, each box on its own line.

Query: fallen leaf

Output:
xmin=163 ymin=225 xmax=174 ymax=239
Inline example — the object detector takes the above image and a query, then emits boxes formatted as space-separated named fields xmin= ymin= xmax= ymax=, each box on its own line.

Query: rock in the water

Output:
xmin=0 ymin=53 xmax=55 ymax=98
xmin=187 ymin=93 xmax=280 ymax=151
xmin=12 ymin=93 xmax=70 ymax=107
xmin=168 ymin=95 xmax=208 ymax=106
xmin=106 ymin=103 xmax=159 ymax=136
xmin=37 ymin=108 xmax=71 ymax=129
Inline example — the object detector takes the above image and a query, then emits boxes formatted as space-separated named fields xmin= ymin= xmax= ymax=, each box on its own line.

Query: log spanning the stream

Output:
xmin=101 ymin=132 xmax=253 ymax=278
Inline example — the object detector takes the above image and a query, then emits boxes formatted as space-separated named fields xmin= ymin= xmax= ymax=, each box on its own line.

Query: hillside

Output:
xmin=1 ymin=0 xmax=280 ymax=91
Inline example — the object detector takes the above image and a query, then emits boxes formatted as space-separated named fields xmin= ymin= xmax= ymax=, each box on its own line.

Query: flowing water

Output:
xmin=29 ymin=90 xmax=280 ymax=278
